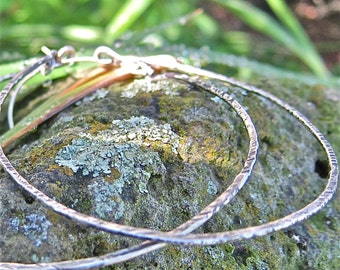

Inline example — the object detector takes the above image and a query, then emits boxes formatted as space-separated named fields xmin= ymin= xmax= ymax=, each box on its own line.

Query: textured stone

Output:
xmin=0 ymin=74 xmax=339 ymax=269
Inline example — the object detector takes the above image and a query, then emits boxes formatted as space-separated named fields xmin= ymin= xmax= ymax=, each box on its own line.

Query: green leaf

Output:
xmin=104 ymin=0 xmax=155 ymax=44
xmin=265 ymin=0 xmax=307 ymax=43
xmin=265 ymin=0 xmax=329 ymax=78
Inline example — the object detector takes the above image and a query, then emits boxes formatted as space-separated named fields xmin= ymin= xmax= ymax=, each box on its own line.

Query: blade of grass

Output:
xmin=266 ymin=0 xmax=308 ymax=44
xmin=104 ymin=0 xmax=155 ymax=44
xmin=117 ymin=9 xmax=204 ymax=47
xmin=214 ymin=0 xmax=329 ymax=78
xmin=265 ymin=0 xmax=329 ymax=78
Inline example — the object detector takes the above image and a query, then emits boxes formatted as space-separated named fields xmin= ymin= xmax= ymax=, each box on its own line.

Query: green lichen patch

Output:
xmin=55 ymin=138 xmax=167 ymax=219
xmin=87 ymin=177 xmax=126 ymax=220
xmin=55 ymin=116 xmax=175 ymax=178
xmin=107 ymin=115 xmax=180 ymax=154
xmin=9 ymin=213 xmax=52 ymax=247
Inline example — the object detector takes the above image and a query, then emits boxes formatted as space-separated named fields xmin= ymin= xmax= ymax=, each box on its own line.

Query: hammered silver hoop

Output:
xmin=0 ymin=46 xmax=338 ymax=269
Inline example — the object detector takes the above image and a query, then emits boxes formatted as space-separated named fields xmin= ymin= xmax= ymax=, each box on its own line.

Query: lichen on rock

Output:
xmin=0 ymin=69 xmax=339 ymax=269
xmin=87 ymin=177 xmax=126 ymax=220
xmin=9 ymin=214 xmax=52 ymax=247
xmin=55 ymin=115 xmax=176 ymax=178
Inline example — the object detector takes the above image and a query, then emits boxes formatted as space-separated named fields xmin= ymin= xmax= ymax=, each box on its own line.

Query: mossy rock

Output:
xmin=0 ymin=72 xmax=339 ymax=269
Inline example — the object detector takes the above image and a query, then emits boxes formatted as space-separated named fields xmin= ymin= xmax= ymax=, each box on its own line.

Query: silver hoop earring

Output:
xmin=0 ymin=46 xmax=337 ymax=269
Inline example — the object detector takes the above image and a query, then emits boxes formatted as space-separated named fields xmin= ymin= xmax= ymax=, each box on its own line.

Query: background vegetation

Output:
xmin=1 ymin=0 xmax=339 ymax=84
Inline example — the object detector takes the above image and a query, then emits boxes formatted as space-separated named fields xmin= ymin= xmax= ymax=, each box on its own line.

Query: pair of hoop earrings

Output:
xmin=0 ymin=46 xmax=338 ymax=269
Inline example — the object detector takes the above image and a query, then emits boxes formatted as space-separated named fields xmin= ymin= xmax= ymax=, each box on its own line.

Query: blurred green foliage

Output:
xmin=0 ymin=0 xmax=339 ymax=84
xmin=0 ymin=0 xmax=208 ymax=53
xmin=216 ymin=0 xmax=329 ymax=79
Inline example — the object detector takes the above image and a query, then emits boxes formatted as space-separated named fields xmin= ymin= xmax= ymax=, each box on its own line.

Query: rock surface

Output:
xmin=0 ymin=73 xmax=339 ymax=269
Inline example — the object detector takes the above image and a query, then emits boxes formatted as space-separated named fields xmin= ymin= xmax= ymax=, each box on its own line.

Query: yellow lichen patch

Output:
xmin=25 ymin=144 xmax=58 ymax=167
xmin=24 ymin=132 xmax=76 ymax=166
xmin=87 ymin=120 xmax=111 ymax=135
xmin=244 ymin=200 xmax=261 ymax=218
xmin=145 ymin=140 xmax=177 ymax=163
xmin=48 ymin=183 xmax=64 ymax=200
xmin=202 ymin=137 xmax=220 ymax=161
xmin=103 ymin=168 xmax=121 ymax=183
xmin=46 ymin=209 xmax=65 ymax=225
xmin=177 ymin=137 xmax=192 ymax=162
xmin=48 ymin=180 xmax=70 ymax=201
xmin=181 ymin=135 xmax=233 ymax=167
xmin=158 ymin=94 xmax=197 ymax=133
xmin=48 ymin=163 xmax=74 ymax=176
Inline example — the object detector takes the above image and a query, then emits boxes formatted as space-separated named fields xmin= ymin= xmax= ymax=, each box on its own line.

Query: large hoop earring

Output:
xmin=0 ymin=46 xmax=337 ymax=269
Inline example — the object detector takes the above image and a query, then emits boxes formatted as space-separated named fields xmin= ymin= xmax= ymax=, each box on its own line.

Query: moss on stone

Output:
xmin=0 ymin=67 xmax=339 ymax=268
